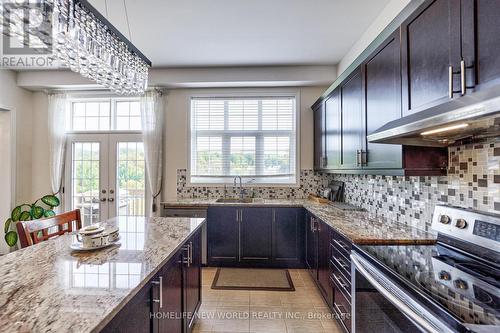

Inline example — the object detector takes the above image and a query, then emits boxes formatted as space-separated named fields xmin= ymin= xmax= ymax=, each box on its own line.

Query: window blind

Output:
xmin=190 ymin=96 xmax=297 ymax=184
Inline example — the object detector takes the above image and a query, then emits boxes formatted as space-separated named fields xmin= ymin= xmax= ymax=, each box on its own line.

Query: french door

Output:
xmin=65 ymin=133 xmax=148 ymax=226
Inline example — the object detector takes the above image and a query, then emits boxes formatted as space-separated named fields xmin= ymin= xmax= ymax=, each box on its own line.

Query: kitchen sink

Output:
xmin=215 ymin=198 xmax=263 ymax=203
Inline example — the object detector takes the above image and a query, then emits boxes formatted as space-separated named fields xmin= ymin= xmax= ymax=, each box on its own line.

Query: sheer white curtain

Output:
xmin=47 ymin=93 xmax=68 ymax=198
xmin=140 ymin=90 xmax=165 ymax=216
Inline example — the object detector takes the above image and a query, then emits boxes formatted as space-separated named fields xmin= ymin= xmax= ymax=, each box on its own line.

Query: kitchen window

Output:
xmin=189 ymin=96 xmax=298 ymax=185
xmin=69 ymin=98 xmax=141 ymax=132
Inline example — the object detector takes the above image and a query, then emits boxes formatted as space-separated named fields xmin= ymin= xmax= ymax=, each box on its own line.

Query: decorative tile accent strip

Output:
xmin=176 ymin=169 xmax=335 ymax=200
xmin=333 ymin=139 xmax=500 ymax=231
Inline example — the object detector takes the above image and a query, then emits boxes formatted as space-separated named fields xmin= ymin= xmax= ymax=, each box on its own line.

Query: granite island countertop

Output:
xmin=0 ymin=216 xmax=205 ymax=333
xmin=162 ymin=199 xmax=436 ymax=245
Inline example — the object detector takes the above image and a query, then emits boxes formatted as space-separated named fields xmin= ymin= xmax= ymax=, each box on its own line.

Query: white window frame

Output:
xmin=187 ymin=91 xmax=301 ymax=187
xmin=68 ymin=96 xmax=141 ymax=134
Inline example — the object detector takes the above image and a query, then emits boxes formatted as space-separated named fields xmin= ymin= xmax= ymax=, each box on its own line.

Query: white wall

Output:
xmin=0 ymin=70 xmax=34 ymax=253
xmin=337 ymin=0 xmax=410 ymax=76
xmin=162 ymin=86 xmax=327 ymax=200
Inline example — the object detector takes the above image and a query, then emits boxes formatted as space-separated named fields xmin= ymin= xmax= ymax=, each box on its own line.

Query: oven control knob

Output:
xmin=455 ymin=218 xmax=468 ymax=229
xmin=438 ymin=271 xmax=451 ymax=281
xmin=454 ymin=279 xmax=468 ymax=290
xmin=439 ymin=215 xmax=451 ymax=224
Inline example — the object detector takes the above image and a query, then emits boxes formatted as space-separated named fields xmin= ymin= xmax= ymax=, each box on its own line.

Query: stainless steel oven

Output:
xmin=351 ymin=252 xmax=454 ymax=333
xmin=351 ymin=206 xmax=500 ymax=333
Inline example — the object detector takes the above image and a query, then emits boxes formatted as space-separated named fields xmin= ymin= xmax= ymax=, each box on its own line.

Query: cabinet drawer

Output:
xmin=333 ymin=282 xmax=352 ymax=333
xmin=330 ymin=265 xmax=351 ymax=299
xmin=330 ymin=231 xmax=351 ymax=258
xmin=330 ymin=245 xmax=351 ymax=279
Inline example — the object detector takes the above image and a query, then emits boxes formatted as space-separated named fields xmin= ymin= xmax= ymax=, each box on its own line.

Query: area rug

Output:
xmin=211 ymin=268 xmax=295 ymax=291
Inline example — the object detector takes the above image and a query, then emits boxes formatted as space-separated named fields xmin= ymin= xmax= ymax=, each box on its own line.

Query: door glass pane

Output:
xmin=72 ymin=142 xmax=100 ymax=225
xmin=117 ymin=142 xmax=145 ymax=216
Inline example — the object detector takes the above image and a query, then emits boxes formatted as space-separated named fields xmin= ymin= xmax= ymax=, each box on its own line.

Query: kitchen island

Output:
xmin=0 ymin=216 xmax=205 ymax=333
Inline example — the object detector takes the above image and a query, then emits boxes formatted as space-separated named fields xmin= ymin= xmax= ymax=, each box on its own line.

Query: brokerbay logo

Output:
xmin=0 ymin=0 xmax=56 ymax=68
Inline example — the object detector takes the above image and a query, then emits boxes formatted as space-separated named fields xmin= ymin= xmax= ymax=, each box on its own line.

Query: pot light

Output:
xmin=421 ymin=123 xmax=469 ymax=136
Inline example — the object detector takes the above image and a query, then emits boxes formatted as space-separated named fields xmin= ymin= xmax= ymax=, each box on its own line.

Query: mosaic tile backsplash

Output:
xmin=334 ymin=139 xmax=500 ymax=231
xmin=177 ymin=138 xmax=499 ymax=231
xmin=176 ymin=169 xmax=334 ymax=200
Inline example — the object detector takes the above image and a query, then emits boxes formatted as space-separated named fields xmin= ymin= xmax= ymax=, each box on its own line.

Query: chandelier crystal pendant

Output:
xmin=1 ymin=0 xmax=151 ymax=95
xmin=53 ymin=0 xmax=151 ymax=95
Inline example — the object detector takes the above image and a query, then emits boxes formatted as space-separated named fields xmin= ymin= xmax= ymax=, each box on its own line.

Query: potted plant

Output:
xmin=3 ymin=194 xmax=61 ymax=247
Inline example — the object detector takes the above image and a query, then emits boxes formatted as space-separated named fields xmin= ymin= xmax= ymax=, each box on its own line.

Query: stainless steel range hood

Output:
xmin=367 ymin=88 xmax=500 ymax=147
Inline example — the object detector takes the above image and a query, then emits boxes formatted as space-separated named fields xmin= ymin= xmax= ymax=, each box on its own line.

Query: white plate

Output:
xmin=70 ymin=240 xmax=121 ymax=252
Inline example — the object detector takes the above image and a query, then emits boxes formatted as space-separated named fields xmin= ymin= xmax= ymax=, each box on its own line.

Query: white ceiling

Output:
xmin=89 ymin=0 xmax=391 ymax=68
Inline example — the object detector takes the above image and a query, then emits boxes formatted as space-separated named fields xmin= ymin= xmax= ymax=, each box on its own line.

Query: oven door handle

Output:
xmin=351 ymin=254 xmax=449 ymax=333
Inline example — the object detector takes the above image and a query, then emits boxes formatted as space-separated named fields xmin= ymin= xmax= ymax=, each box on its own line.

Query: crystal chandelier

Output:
xmin=2 ymin=0 xmax=151 ymax=95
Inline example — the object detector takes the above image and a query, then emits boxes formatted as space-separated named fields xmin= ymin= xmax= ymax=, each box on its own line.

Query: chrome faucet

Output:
xmin=233 ymin=176 xmax=245 ymax=200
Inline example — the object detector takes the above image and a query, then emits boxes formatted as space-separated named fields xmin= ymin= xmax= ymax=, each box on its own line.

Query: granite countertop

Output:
xmin=0 ymin=216 xmax=205 ymax=333
xmin=162 ymin=199 xmax=436 ymax=245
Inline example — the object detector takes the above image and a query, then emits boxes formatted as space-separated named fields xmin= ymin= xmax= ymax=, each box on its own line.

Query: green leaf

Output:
xmin=5 ymin=231 xmax=17 ymax=247
xmin=41 ymin=195 xmax=60 ymax=207
xmin=44 ymin=210 xmax=56 ymax=218
xmin=19 ymin=211 xmax=31 ymax=221
xmin=31 ymin=206 xmax=45 ymax=219
xmin=11 ymin=206 xmax=22 ymax=222
xmin=4 ymin=218 xmax=12 ymax=233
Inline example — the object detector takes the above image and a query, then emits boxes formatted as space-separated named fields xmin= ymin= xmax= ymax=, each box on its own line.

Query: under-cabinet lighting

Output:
xmin=421 ymin=123 xmax=469 ymax=136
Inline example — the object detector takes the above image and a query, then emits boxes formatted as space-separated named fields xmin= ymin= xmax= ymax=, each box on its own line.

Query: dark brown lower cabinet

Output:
xmin=317 ymin=220 xmax=333 ymax=308
xmin=100 ymin=229 xmax=202 ymax=333
xmin=184 ymin=230 xmax=202 ymax=333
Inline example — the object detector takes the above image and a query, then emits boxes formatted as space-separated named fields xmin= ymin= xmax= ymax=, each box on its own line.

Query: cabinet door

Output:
xmin=313 ymin=101 xmax=326 ymax=170
xmin=325 ymin=89 xmax=341 ymax=169
xmin=317 ymin=220 xmax=333 ymax=306
xmin=272 ymin=208 xmax=304 ymax=265
xmin=240 ymin=208 xmax=273 ymax=262
xmin=101 ymin=281 xmax=152 ymax=333
xmin=184 ymin=231 xmax=202 ymax=333
xmin=401 ymin=0 xmax=461 ymax=115
xmin=340 ymin=68 xmax=363 ymax=170
xmin=363 ymin=30 xmax=403 ymax=169
xmin=305 ymin=215 xmax=318 ymax=279
xmin=207 ymin=207 xmax=239 ymax=263
xmin=158 ymin=252 xmax=183 ymax=333
xmin=461 ymin=0 xmax=500 ymax=92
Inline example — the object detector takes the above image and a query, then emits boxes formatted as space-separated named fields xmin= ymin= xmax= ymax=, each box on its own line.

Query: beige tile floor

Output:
xmin=193 ymin=267 xmax=343 ymax=333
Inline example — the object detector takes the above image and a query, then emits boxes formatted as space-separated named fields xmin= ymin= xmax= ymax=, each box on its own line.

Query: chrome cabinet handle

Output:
xmin=449 ymin=65 xmax=454 ymax=99
xmin=100 ymin=198 xmax=107 ymax=202
xmin=333 ymin=256 xmax=349 ymax=270
xmin=333 ymin=239 xmax=348 ymax=250
xmin=460 ymin=60 xmax=466 ymax=96
xmin=108 ymin=198 xmax=114 ymax=202
xmin=151 ymin=276 xmax=163 ymax=308
xmin=183 ymin=244 xmax=190 ymax=267
xmin=334 ymin=302 xmax=349 ymax=318
xmin=356 ymin=150 xmax=361 ymax=166
xmin=332 ymin=273 xmax=348 ymax=290
xmin=189 ymin=241 xmax=193 ymax=264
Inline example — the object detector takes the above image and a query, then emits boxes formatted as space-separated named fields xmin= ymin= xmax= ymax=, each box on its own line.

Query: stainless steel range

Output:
xmin=351 ymin=205 xmax=500 ymax=333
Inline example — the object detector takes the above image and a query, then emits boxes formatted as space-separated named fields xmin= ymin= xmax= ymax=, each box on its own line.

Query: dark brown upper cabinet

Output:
xmin=401 ymin=0 xmax=461 ymax=116
xmin=324 ymin=89 xmax=341 ymax=170
xmin=340 ymin=68 xmax=364 ymax=170
xmin=402 ymin=0 xmax=500 ymax=115
xmin=312 ymin=100 xmax=326 ymax=170
xmin=362 ymin=29 xmax=403 ymax=169
xmin=461 ymin=0 xmax=500 ymax=93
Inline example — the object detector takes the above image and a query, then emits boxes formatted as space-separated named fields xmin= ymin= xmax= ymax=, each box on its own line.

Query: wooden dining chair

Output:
xmin=16 ymin=209 xmax=82 ymax=248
